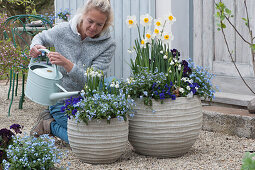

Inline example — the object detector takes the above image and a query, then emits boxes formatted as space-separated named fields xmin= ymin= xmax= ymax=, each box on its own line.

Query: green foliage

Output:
xmin=241 ymin=152 xmax=255 ymax=170
xmin=215 ymin=2 xmax=233 ymax=31
xmin=0 ymin=0 xmax=53 ymax=16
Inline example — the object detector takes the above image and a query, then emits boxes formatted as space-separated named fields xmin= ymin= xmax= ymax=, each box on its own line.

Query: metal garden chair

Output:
xmin=3 ymin=14 xmax=53 ymax=116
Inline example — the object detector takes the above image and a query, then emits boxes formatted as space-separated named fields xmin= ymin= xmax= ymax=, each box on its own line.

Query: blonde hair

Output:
xmin=77 ymin=0 xmax=114 ymax=34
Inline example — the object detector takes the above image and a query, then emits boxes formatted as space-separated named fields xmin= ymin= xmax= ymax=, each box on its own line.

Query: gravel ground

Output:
xmin=0 ymin=80 xmax=254 ymax=170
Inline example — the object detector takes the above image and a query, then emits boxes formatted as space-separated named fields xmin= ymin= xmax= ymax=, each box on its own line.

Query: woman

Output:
xmin=29 ymin=0 xmax=115 ymax=143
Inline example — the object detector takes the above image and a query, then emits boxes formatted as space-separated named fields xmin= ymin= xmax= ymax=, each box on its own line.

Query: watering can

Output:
xmin=25 ymin=49 xmax=80 ymax=106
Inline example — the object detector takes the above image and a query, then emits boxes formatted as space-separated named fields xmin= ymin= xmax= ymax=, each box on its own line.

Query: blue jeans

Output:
xmin=49 ymin=102 xmax=68 ymax=143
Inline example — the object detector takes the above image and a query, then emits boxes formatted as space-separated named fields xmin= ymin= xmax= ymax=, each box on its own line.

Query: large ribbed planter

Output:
xmin=67 ymin=118 xmax=128 ymax=164
xmin=129 ymin=96 xmax=202 ymax=158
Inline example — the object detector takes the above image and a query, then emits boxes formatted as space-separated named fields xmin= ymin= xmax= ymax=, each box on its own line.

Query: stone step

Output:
xmin=212 ymin=92 xmax=254 ymax=107
xmin=202 ymin=105 xmax=255 ymax=139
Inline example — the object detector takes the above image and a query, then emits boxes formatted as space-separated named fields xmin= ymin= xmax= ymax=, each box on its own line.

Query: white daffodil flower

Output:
xmin=145 ymin=30 xmax=152 ymax=40
xmin=162 ymin=32 xmax=174 ymax=43
xmin=140 ymin=39 xmax=146 ymax=48
xmin=163 ymin=55 xmax=168 ymax=59
xmin=140 ymin=14 xmax=153 ymax=27
xmin=126 ymin=15 xmax=137 ymax=28
xmin=154 ymin=18 xmax=163 ymax=27
xmin=160 ymin=50 xmax=164 ymax=54
xmin=166 ymin=12 xmax=176 ymax=24
xmin=153 ymin=27 xmax=161 ymax=38
xmin=170 ymin=61 xmax=174 ymax=65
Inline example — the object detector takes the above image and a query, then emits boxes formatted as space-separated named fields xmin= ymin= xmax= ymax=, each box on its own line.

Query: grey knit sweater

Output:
xmin=30 ymin=15 xmax=116 ymax=92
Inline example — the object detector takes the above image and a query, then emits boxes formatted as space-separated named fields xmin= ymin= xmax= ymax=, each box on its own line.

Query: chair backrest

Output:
xmin=3 ymin=14 xmax=53 ymax=54
xmin=3 ymin=14 xmax=53 ymax=70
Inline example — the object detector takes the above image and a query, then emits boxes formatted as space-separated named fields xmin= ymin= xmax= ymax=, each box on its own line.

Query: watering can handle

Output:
xmin=30 ymin=49 xmax=60 ymax=79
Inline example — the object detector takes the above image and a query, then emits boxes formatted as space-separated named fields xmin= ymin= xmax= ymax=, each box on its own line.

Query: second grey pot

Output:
xmin=129 ymin=96 xmax=202 ymax=158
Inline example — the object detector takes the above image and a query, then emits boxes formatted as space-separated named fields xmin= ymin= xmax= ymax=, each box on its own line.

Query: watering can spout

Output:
xmin=49 ymin=91 xmax=80 ymax=102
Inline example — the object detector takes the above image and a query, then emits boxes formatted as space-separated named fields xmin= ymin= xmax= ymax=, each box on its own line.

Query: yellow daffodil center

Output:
xmin=144 ymin=18 xmax=149 ymax=23
xmin=164 ymin=35 xmax=170 ymax=40
xmin=141 ymin=40 xmax=145 ymax=45
xmin=169 ymin=16 xmax=173 ymax=21
xmin=146 ymin=34 xmax=151 ymax=39
xmin=154 ymin=29 xmax=159 ymax=34
xmin=128 ymin=20 xmax=134 ymax=25
xmin=156 ymin=21 xmax=161 ymax=26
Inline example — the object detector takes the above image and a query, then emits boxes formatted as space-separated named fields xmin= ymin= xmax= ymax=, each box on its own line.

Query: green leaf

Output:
xmin=225 ymin=8 xmax=232 ymax=15
xmin=242 ymin=18 xmax=247 ymax=21
xmin=221 ymin=23 xmax=226 ymax=29
xmin=251 ymin=44 xmax=255 ymax=53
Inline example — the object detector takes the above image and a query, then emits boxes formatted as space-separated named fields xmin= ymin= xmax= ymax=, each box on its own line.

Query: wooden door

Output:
xmin=193 ymin=0 xmax=255 ymax=95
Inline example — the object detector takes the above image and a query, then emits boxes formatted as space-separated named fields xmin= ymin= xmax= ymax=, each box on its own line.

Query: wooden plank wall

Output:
xmin=193 ymin=0 xmax=255 ymax=78
xmin=54 ymin=0 xmax=156 ymax=79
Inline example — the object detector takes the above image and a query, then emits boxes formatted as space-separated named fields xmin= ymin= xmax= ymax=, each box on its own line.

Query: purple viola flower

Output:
xmin=159 ymin=93 xmax=165 ymax=99
xmin=152 ymin=82 xmax=157 ymax=89
xmin=10 ymin=124 xmax=22 ymax=134
xmin=171 ymin=49 xmax=180 ymax=58
xmin=171 ymin=94 xmax=176 ymax=100
xmin=182 ymin=60 xmax=192 ymax=77
xmin=61 ymin=106 xmax=66 ymax=112
xmin=65 ymin=98 xmax=72 ymax=106
xmin=191 ymin=88 xmax=197 ymax=94
xmin=167 ymin=90 xmax=172 ymax=96
xmin=72 ymin=109 xmax=77 ymax=116
xmin=0 ymin=128 xmax=14 ymax=140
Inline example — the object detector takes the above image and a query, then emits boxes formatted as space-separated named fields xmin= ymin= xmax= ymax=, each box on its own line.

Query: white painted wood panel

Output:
xmin=235 ymin=0 xmax=254 ymax=65
xmin=202 ymin=0 xmax=214 ymax=70
xmin=193 ymin=0 xmax=203 ymax=66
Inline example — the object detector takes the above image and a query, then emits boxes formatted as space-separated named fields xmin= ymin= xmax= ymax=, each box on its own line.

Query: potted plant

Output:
xmin=0 ymin=124 xmax=64 ymax=170
xmin=62 ymin=67 xmax=135 ymax=164
xmin=124 ymin=13 xmax=216 ymax=157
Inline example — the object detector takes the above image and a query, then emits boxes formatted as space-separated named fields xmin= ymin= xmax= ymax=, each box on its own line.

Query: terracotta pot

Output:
xmin=67 ymin=118 xmax=128 ymax=164
xmin=129 ymin=96 xmax=202 ymax=158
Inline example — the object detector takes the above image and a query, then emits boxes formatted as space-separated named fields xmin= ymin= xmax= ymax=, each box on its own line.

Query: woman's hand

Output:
xmin=29 ymin=44 xmax=46 ymax=58
xmin=48 ymin=52 xmax=74 ymax=73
